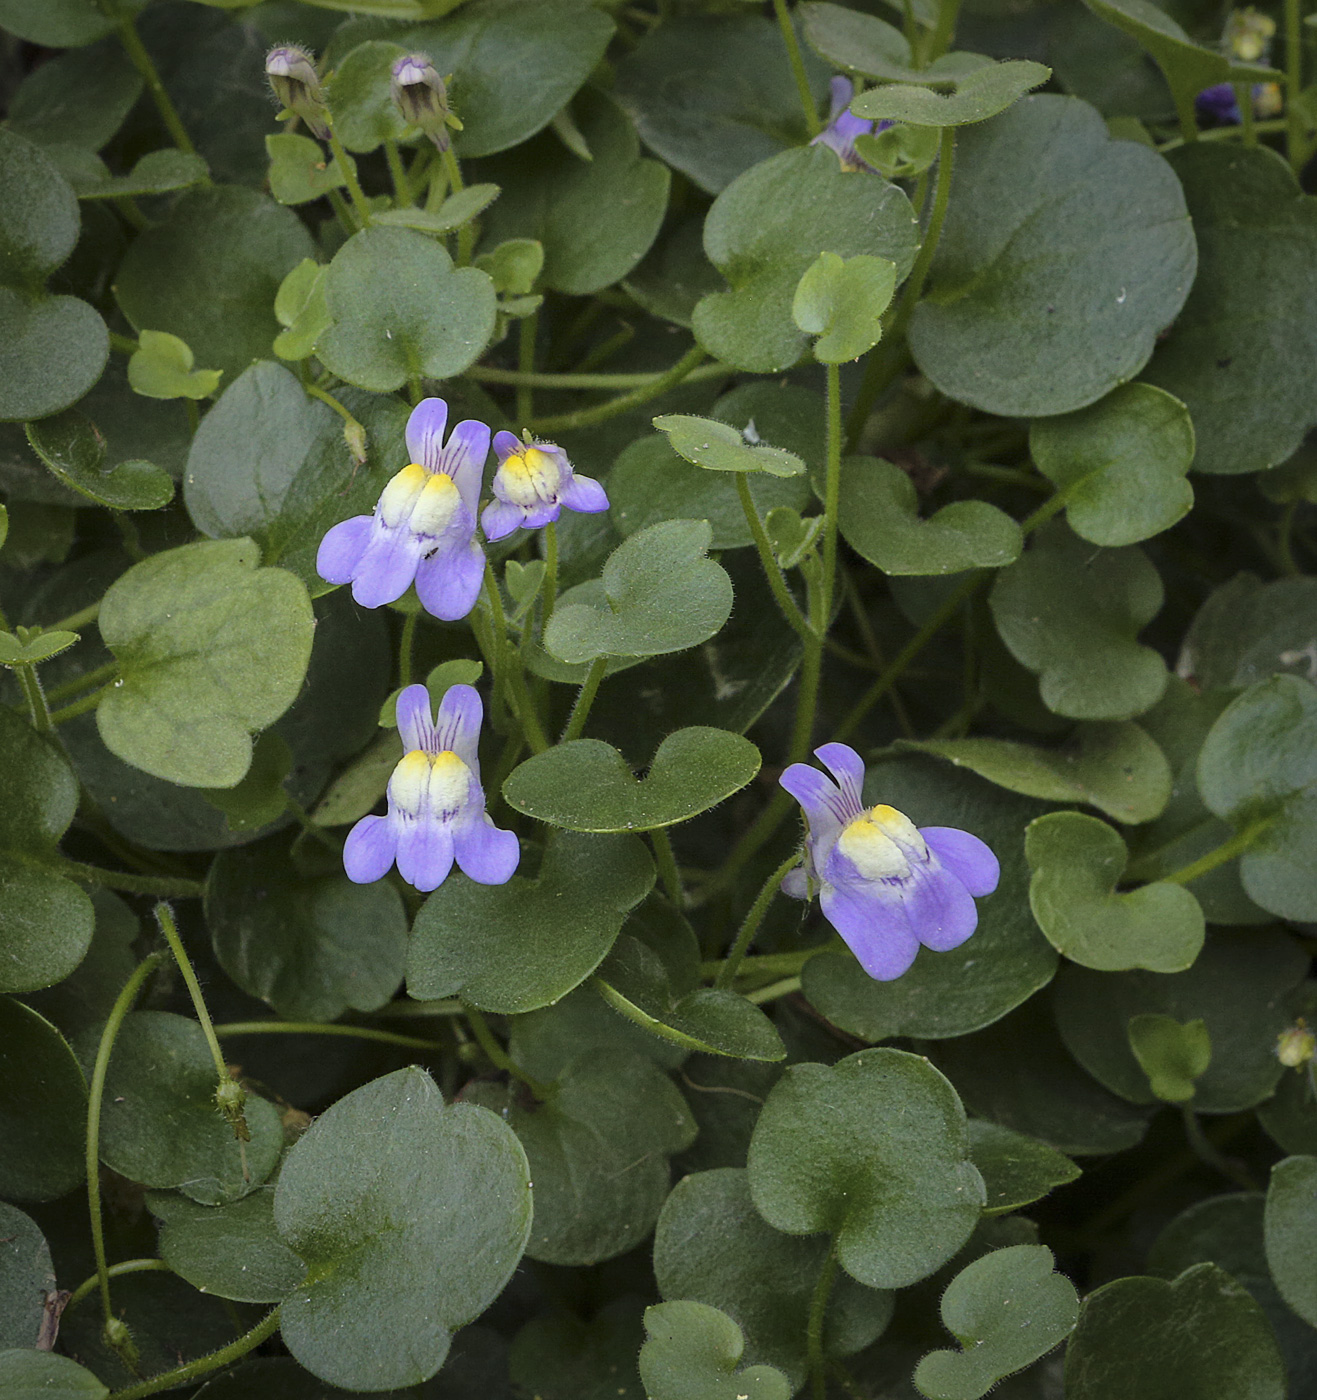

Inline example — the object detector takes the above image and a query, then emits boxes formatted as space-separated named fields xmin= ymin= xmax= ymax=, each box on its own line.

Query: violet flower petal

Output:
xmin=922 ymin=827 xmax=1001 ymax=897
xmin=821 ymin=881 xmax=921 ymax=981
xmin=343 ymin=815 xmax=398 ymax=885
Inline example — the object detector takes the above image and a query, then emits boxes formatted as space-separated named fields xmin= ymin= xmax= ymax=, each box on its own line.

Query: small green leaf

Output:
xmin=747 ymin=1048 xmax=985 ymax=1289
xmin=0 ymin=1203 xmax=53 ymax=1350
xmin=1025 ymin=811 xmax=1204 ymax=972
xmin=274 ymin=1067 xmax=532 ymax=1392
xmin=989 ymin=520 xmax=1167 ymax=721
xmin=408 ymin=832 xmax=654 ymax=1012
xmin=764 ymin=507 xmax=822 ymax=569
xmin=127 ymin=329 xmax=222 ymax=401
xmin=96 ymin=538 xmax=315 ymax=788
xmin=510 ymin=1300 xmax=643 ymax=1400
xmin=640 ymin=1301 xmax=790 ymax=1400
xmin=834 ymin=455 xmax=1021 ymax=575
xmin=62 ymin=148 xmax=209 ymax=201
xmin=968 ymin=1122 xmax=1081 ymax=1216
xmin=475 ymin=238 xmax=544 ymax=295
xmin=653 ymin=414 xmax=806 ymax=477
xmin=0 ymin=629 xmax=78 ymax=667
xmin=1263 ymin=1155 xmax=1317 ymax=1328
xmin=914 ymin=1245 xmax=1080 ymax=1400
xmin=544 ymin=519 xmax=734 ymax=665
xmin=791 ymin=251 xmax=897 ymax=363
xmin=265 ymin=132 xmax=350 ymax=207
xmin=272 ymin=259 xmax=331 ymax=362
xmin=852 ymin=59 xmax=1051 ymax=126
xmin=1128 ymin=1013 xmax=1212 ymax=1102
xmin=504 ymin=728 xmax=760 ymax=833
xmin=323 ymin=40 xmax=408 ymax=153
xmin=25 ymin=409 xmax=173 ymax=510
xmin=373 ymin=184 xmax=503 ymax=237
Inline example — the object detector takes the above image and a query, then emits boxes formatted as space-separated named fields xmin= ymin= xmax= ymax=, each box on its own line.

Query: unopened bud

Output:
xmin=215 ymin=1075 xmax=251 ymax=1142
xmin=266 ymin=45 xmax=330 ymax=141
xmin=103 ymin=1316 xmax=139 ymax=1370
xmin=1278 ymin=1019 xmax=1316 ymax=1069
xmin=344 ymin=419 xmax=368 ymax=467
xmin=391 ymin=54 xmax=463 ymax=150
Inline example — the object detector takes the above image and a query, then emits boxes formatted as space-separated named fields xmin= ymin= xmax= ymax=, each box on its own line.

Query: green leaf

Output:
xmin=395 ymin=0 xmax=614 ymax=158
xmin=114 ymin=185 xmax=314 ymax=381
xmin=544 ymin=519 xmax=734 ymax=665
xmin=968 ymin=1122 xmax=1081 ymax=1216
xmin=0 ymin=997 xmax=86 ymax=1201
xmin=1025 ymin=811 xmax=1204 ymax=972
xmin=0 ymin=0 xmax=120 ymax=45
xmin=748 ymin=1048 xmax=985 ymax=1289
xmin=653 ymin=1169 xmax=893 ymax=1389
xmin=914 ymin=1245 xmax=1080 ymax=1399
xmin=408 ymin=832 xmax=654 ymax=1012
xmin=0 ymin=1351 xmax=107 ymax=1399
xmin=906 ymin=721 xmax=1172 ymax=824
xmin=764 ymin=507 xmax=823 ymax=569
xmin=791 ymin=251 xmax=897 ymax=363
xmin=200 ymin=730 xmax=293 ymax=833
xmin=0 ymin=705 xmax=95 ymax=995
xmin=266 ymin=131 xmax=351 ymax=207
xmin=63 ymin=149 xmax=210 ymax=201
xmin=908 ymin=95 xmax=1195 ymax=417
xmin=639 ymin=1301 xmax=790 ymax=1400
xmin=274 ymin=1066 xmax=532 ymax=1392
xmin=272 ymin=259 xmax=331 ymax=362
xmin=0 ymin=291 xmax=108 ymax=424
xmin=1264 ymin=1155 xmax=1317 ymax=1328
xmin=694 ymin=145 xmax=918 ymax=373
xmin=1197 ymin=675 xmax=1317 ymax=921
xmin=317 ymin=226 xmax=496 ymax=391
xmin=800 ymin=754 xmax=1057 ymax=1043
xmin=96 ymin=538 xmax=315 ymax=788
xmin=852 ymin=59 xmax=1051 ymax=126
xmin=206 ymin=832 xmax=408 ymax=1023
xmin=23 ymin=889 xmax=138 ymax=1041
xmin=475 ymin=237 xmax=543 ymax=295
xmin=614 ymin=14 xmax=830 ymax=194
xmin=148 ymin=1188 xmax=306 ymax=1304
xmin=374 ymin=183 xmax=502 ymax=237
xmin=0 ymin=1203 xmax=54 ymax=1349
xmin=0 ymin=128 xmax=81 ymax=288
xmin=479 ymin=91 xmax=669 ymax=297
xmin=5 ymin=41 xmax=142 ymax=152
xmin=1064 ymin=1264 xmax=1286 ymax=1399
xmin=25 ymin=409 xmax=174 ymax=510
xmin=1029 ymin=383 xmax=1195 ymax=545
xmin=1181 ymin=575 xmax=1317 ymax=692
xmin=834 ymin=455 xmax=1021 ymax=575
xmin=1142 ymin=148 xmax=1317 ymax=473
xmin=653 ymin=415 xmax=806 ymax=478
xmin=510 ymin=1300 xmax=643 ymax=1400
xmin=322 ymin=40 xmax=408 ymax=154
xmin=1052 ymin=928 xmax=1310 ymax=1111
xmin=501 ymin=1048 xmax=694 ymax=1265
xmin=800 ymin=3 xmax=988 ymax=84
xmin=82 ymin=1009 xmax=283 ymax=1203
xmin=504 ymin=728 xmax=760 ymax=833
xmin=1128 ymin=1013 xmax=1212 ymax=1102
xmin=989 ymin=521 xmax=1167 ymax=721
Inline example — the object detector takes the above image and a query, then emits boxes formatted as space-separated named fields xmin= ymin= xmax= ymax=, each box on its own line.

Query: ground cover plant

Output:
xmin=2 ymin=0 xmax=1317 ymax=1395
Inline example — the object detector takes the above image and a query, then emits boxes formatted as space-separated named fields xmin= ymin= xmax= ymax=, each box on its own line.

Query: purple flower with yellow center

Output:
xmin=344 ymin=683 xmax=518 ymax=893
xmin=811 ymin=75 xmax=890 ymax=172
xmin=317 ymin=397 xmax=488 ymax=620
xmin=779 ymin=743 xmax=1000 ymax=981
xmin=480 ymin=432 xmax=609 ymax=541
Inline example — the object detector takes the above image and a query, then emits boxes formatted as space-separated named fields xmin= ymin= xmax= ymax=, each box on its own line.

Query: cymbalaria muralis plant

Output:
xmin=2 ymin=0 xmax=1317 ymax=1397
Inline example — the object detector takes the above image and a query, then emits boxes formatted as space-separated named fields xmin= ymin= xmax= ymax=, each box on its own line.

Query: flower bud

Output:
xmin=1277 ymin=1019 xmax=1316 ymax=1069
xmin=215 ymin=1074 xmax=251 ymax=1142
xmin=103 ymin=1316 xmax=140 ymax=1370
xmin=391 ymin=53 xmax=463 ymax=150
xmin=344 ymin=419 xmax=368 ymax=468
xmin=266 ymin=45 xmax=330 ymax=141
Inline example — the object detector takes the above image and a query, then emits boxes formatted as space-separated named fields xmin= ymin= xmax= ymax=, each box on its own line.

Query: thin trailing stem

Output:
xmin=467 ymin=361 xmax=730 ymax=392
xmin=440 ymin=145 xmax=475 ymax=265
xmin=747 ymin=975 xmax=802 ymax=1004
xmin=651 ymin=827 xmax=684 ymax=906
xmin=46 ymin=601 xmax=102 ymax=634
xmin=87 ymin=955 xmax=167 ymax=1328
xmin=772 ymin=0 xmax=822 ymax=135
xmin=561 ymin=656 xmax=608 ymax=742
xmin=106 ymin=1308 xmax=282 ymax=1400
xmin=398 ymin=611 xmax=418 ymax=690
xmin=517 ymin=311 xmax=538 ymax=423
xmin=215 ymin=1021 xmax=439 ymax=1052
xmin=807 ymin=1239 xmax=839 ymax=1400
xmin=50 ymin=683 xmax=116 ymax=725
xmin=303 ymin=382 xmax=366 ymax=445
xmin=821 ymin=361 xmax=844 ymax=627
xmin=542 ymin=521 xmax=559 ymax=633
xmin=154 ymin=904 xmax=227 ymax=1084
xmin=59 ymin=861 xmax=205 ymax=900
xmin=526 ymin=344 xmax=712 ymax=434
xmin=481 ymin=560 xmax=513 ymax=724
xmin=65 ymin=1260 xmax=172 ymax=1315
xmin=110 ymin=8 xmax=198 ymax=157
xmin=736 ymin=471 xmax=813 ymax=641
xmin=327 ymin=128 xmax=373 ymax=227
xmin=384 ymin=138 xmax=412 ymax=205
xmin=14 ymin=664 xmax=53 ymax=733
xmin=715 ymin=853 xmax=802 ymax=989
xmin=1159 ymin=821 xmax=1271 ymax=886
xmin=465 ymin=1007 xmax=553 ymax=1098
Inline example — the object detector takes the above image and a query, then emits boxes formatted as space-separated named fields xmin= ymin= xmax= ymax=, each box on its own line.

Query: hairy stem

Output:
xmin=715 ymin=853 xmax=802 ymax=989
xmin=807 ymin=1239 xmax=839 ymax=1400
xmin=772 ymin=0 xmax=822 ymax=135
xmin=215 ymin=1021 xmax=438 ymax=1052
xmin=561 ymin=656 xmax=608 ymax=742
xmin=107 ymin=1308 xmax=282 ymax=1400
xmin=736 ymin=471 xmax=813 ymax=642
xmin=526 ymin=345 xmax=712 ymax=434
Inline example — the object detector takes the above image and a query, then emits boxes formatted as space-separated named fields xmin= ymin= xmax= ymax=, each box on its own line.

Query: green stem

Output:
xmin=526 ymin=344 xmax=712 ymax=434
xmin=715 ymin=853 xmax=802 ymax=989
xmin=542 ymin=520 xmax=559 ymax=633
xmin=154 ymin=903 xmax=227 ymax=1082
xmin=440 ymin=145 xmax=475 ymax=265
xmin=561 ymin=656 xmax=608 ymax=742
xmin=59 ymin=861 xmax=205 ymax=900
xmin=467 ymin=361 xmax=730 ymax=392
xmin=326 ymin=187 xmax=356 ymax=236
xmin=383 ymin=138 xmax=412 ymax=206
xmin=111 ymin=11 xmax=198 ymax=157
xmin=87 ymin=955 xmax=167 ymax=1326
xmin=1173 ymin=84 xmax=1200 ymax=144
xmin=701 ymin=946 xmax=829 ymax=980
xmin=735 ymin=472 xmax=814 ymax=642
xmin=507 ymin=662 xmax=550 ymax=754
xmin=327 ymin=128 xmax=372 ymax=227
xmin=651 ymin=827 xmax=684 ymax=906
xmin=821 ymin=361 xmax=843 ymax=626
xmin=303 ymin=382 xmax=366 ymax=443
xmin=50 ymin=683 xmax=115 ymax=725
xmin=398 ymin=611 xmax=418 ymax=690
xmin=771 ymin=0 xmax=822 ymax=135
xmin=1287 ymin=0 xmax=1305 ymax=170
xmin=517 ymin=311 xmax=538 ymax=424
xmin=481 ymin=560 xmax=512 ymax=725
xmin=45 ymin=601 xmax=102 ymax=635
xmin=108 ymin=332 xmax=139 ymax=357
xmin=747 ymin=975 xmax=802 ymax=1005
xmin=786 ymin=630 xmax=824 ymax=764
xmin=926 ymin=0 xmax=963 ymax=61
xmin=1181 ymin=1104 xmax=1258 ymax=1190
xmin=807 ymin=1239 xmax=839 ymax=1400
xmin=1159 ymin=822 xmax=1271 ymax=886
xmin=107 ymin=1307 xmax=282 ymax=1400
xmin=370 ymin=998 xmax=465 ymax=1019
xmin=594 ymin=976 xmax=713 ymax=1049
xmin=215 ymin=1021 xmax=438 ymax=1052
xmin=65 ymin=1260 xmax=172 ymax=1316
xmin=464 ymin=1007 xmax=553 ymax=1098
xmin=15 ymin=664 xmax=53 ymax=733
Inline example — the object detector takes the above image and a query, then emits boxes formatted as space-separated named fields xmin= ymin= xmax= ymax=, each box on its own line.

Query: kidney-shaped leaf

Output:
xmin=968 ymin=1121 xmax=1080 ymax=1216
xmin=274 ymin=1067 xmax=532 ymax=1392
xmin=640 ymin=1301 xmax=790 ymax=1400
xmin=852 ymin=59 xmax=1051 ymax=126
xmin=25 ymin=409 xmax=174 ymax=512
xmin=747 ymin=1048 xmax=985 ymax=1290
xmin=908 ymin=95 xmax=1195 ymax=418
xmin=97 ymin=538 xmax=315 ymax=788
xmin=0 ymin=997 xmax=87 ymax=1202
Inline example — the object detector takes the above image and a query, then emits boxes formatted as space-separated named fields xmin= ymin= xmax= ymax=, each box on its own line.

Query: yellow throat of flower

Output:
xmin=390 ymin=748 xmax=471 ymax=817
xmin=835 ymin=803 xmax=926 ymax=880
xmin=499 ymin=446 xmax=561 ymax=507
xmin=378 ymin=463 xmax=461 ymax=534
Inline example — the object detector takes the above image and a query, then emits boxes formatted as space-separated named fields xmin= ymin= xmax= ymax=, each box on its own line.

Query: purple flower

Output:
xmin=779 ymin=743 xmax=1000 ymax=981
xmin=811 ymin=76 xmax=890 ymax=172
xmin=317 ymin=398 xmax=488 ymax=621
xmin=344 ymin=683 xmax=519 ymax=893
xmin=480 ymin=433 xmax=609 ymax=541
xmin=390 ymin=53 xmax=461 ymax=151
xmin=265 ymin=45 xmax=330 ymax=141
xmin=1195 ymin=82 xmax=1242 ymax=125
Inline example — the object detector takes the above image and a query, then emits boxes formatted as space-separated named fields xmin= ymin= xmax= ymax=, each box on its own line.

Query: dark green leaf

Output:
xmin=1264 ymin=1155 xmax=1317 ymax=1328
xmin=5 ymin=41 xmax=141 ymax=152
xmin=0 ymin=1203 xmax=54 ymax=1349
xmin=25 ymin=409 xmax=174 ymax=511
xmin=0 ymin=0 xmax=118 ymax=45
xmin=61 ymin=149 xmax=210 ymax=201
xmin=0 ymin=1352 xmax=107 ymax=1399
xmin=800 ymin=3 xmax=988 ymax=84
xmin=0 ymin=996 xmax=87 ymax=1202
xmin=1180 ymin=575 xmax=1317 ymax=692
xmin=509 ymin=1299 xmax=643 ymax=1400
xmin=852 ymin=60 xmax=1051 ymax=126
xmin=968 ymin=1122 xmax=1081 ymax=1216
xmin=639 ymin=1301 xmax=790 ymax=1400
xmin=323 ymin=40 xmax=408 ymax=154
